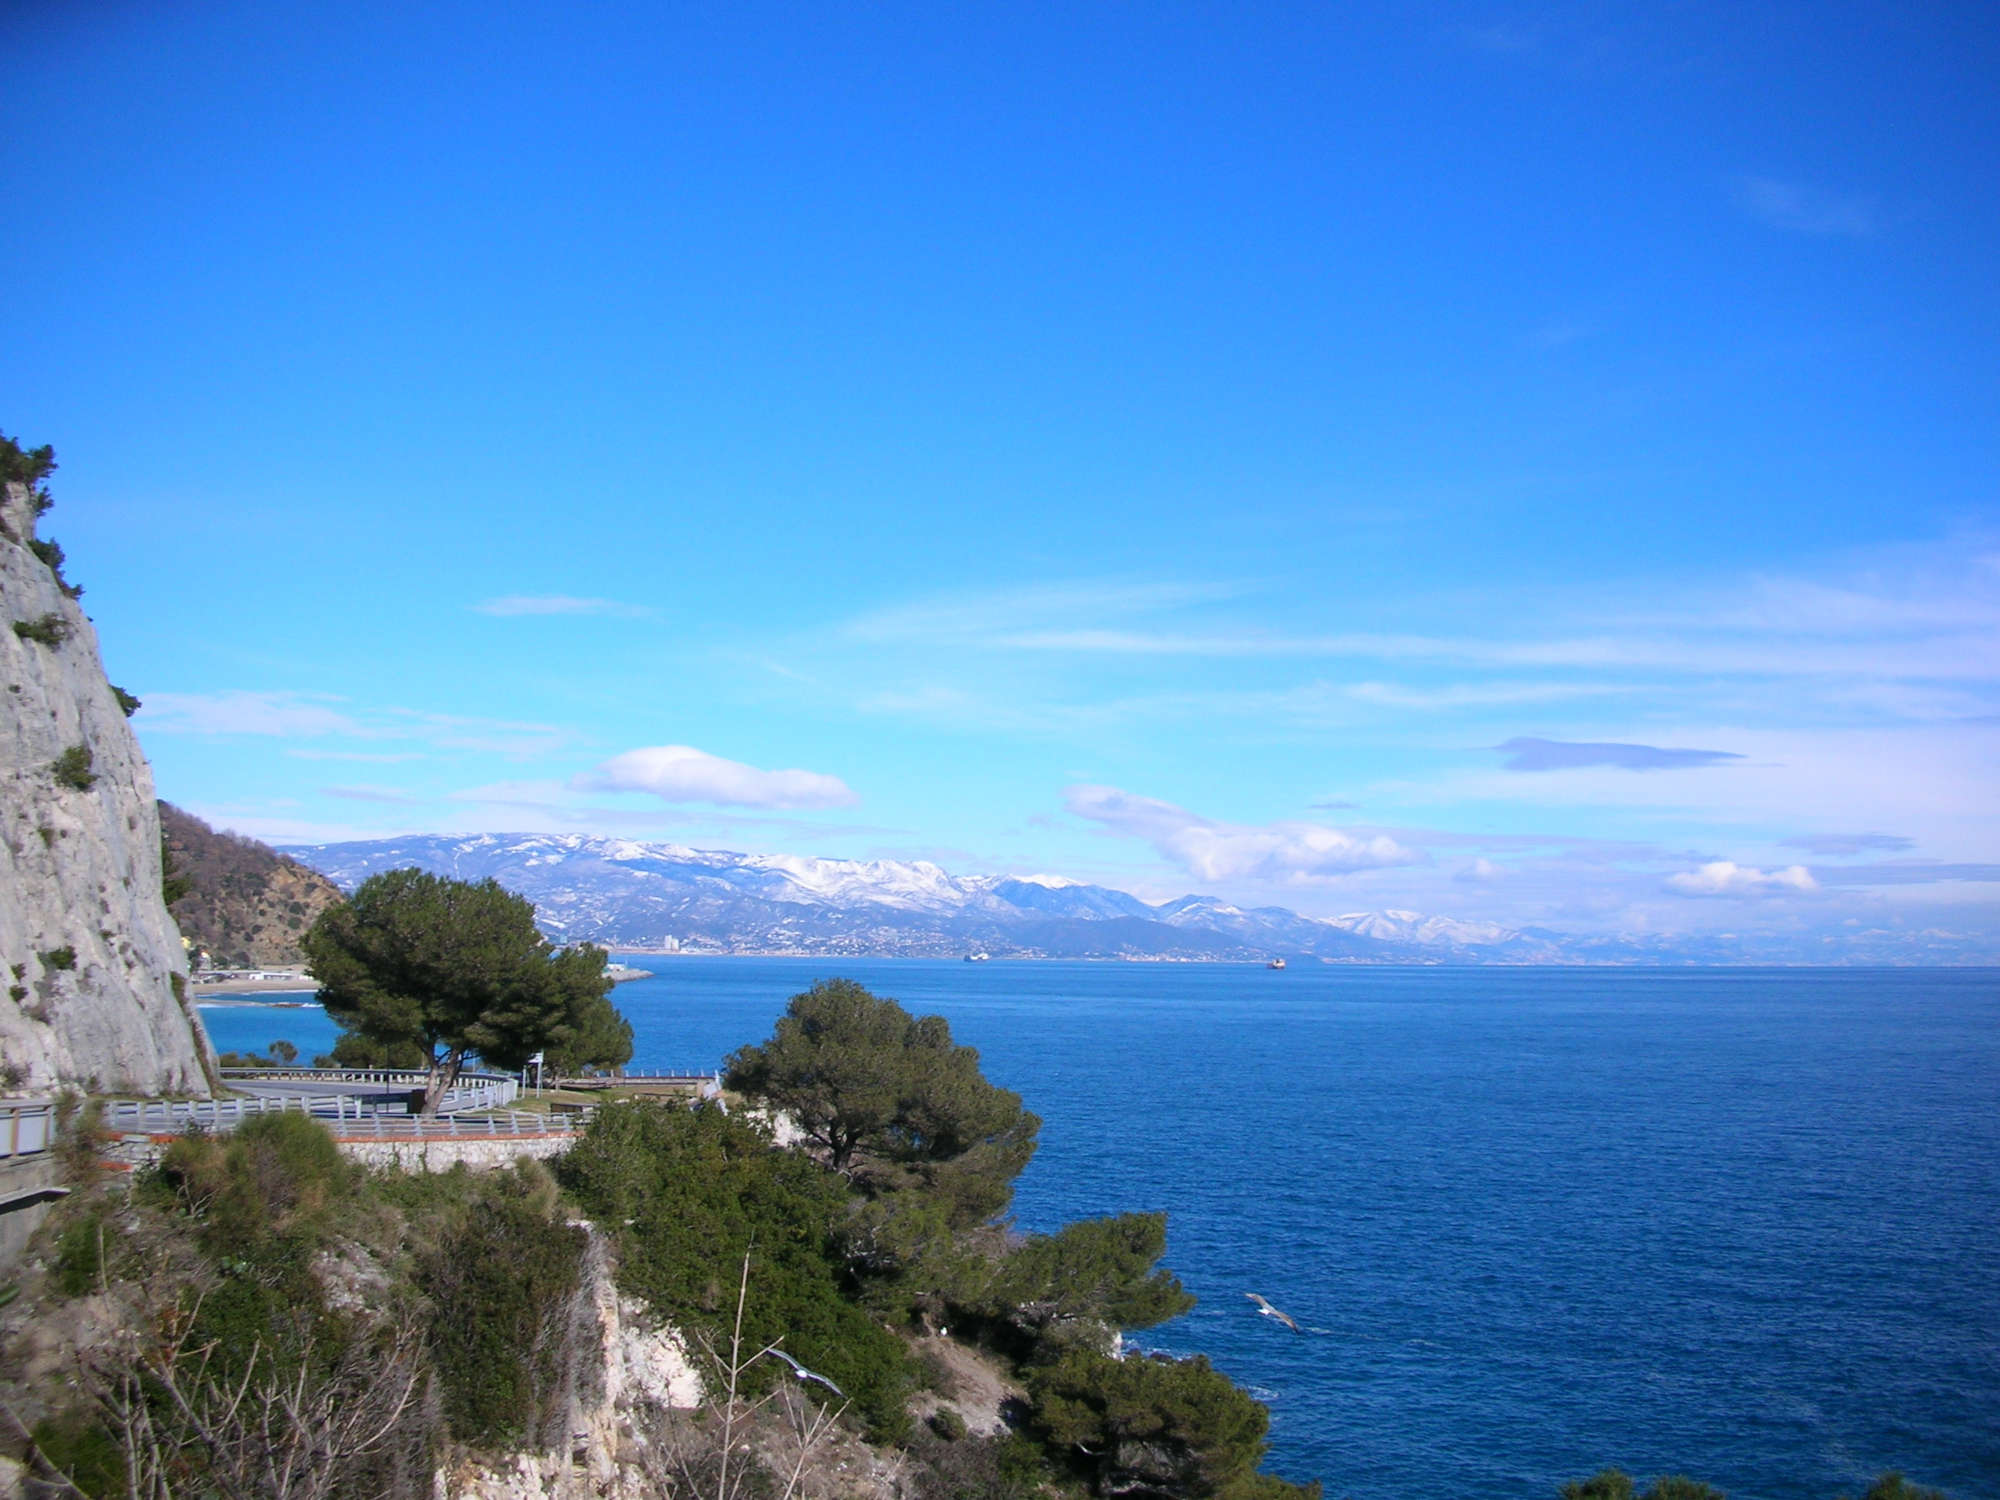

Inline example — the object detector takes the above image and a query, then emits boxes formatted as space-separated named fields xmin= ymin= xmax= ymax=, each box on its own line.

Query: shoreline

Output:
xmin=193 ymin=961 xmax=656 ymax=1000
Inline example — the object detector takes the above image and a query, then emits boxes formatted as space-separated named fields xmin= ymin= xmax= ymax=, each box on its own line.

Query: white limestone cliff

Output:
xmin=0 ymin=479 xmax=213 ymax=1095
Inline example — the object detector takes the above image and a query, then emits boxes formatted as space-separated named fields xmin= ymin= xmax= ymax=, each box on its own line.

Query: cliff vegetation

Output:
xmin=158 ymin=802 xmax=343 ymax=968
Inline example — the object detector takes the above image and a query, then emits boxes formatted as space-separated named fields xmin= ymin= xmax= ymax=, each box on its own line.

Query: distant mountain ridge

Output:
xmin=277 ymin=832 xmax=1579 ymax=963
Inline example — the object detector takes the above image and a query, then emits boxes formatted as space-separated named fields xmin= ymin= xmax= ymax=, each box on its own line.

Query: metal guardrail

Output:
xmin=218 ymin=1066 xmax=518 ymax=1092
xmin=551 ymin=1068 xmax=720 ymax=1090
xmin=0 ymin=1099 xmax=55 ymax=1158
xmin=106 ymin=1079 xmax=520 ymax=1135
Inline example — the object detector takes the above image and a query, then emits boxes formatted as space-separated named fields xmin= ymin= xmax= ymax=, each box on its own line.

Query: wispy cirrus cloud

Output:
xmin=1495 ymin=737 xmax=1743 ymax=773
xmin=138 ymin=690 xmax=371 ymax=738
xmin=1808 ymin=862 xmax=2000 ymax=887
xmin=322 ymin=784 xmax=428 ymax=805
xmin=844 ymin=580 xmax=1244 ymax=648
xmin=1065 ymin=784 xmax=1418 ymax=884
xmin=1781 ymin=832 xmax=1912 ymax=856
xmin=472 ymin=594 xmax=653 ymax=618
xmin=1733 ymin=176 xmax=1877 ymax=238
xmin=135 ymin=690 xmax=574 ymax=758
xmin=573 ymin=745 xmax=859 ymax=810
xmin=1666 ymin=861 xmax=1817 ymax=897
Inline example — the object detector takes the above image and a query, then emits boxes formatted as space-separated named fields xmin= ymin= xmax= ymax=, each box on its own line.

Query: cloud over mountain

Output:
xmin=574 ymin=745 xmax=858 ymax=810
xmin=1064 ymin=785 xmax=1417 ymax=884
xmin=1666 ymin=861 xmax=1818 ymax=897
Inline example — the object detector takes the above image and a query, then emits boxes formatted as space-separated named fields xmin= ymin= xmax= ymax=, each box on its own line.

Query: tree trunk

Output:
xmin=421 ymin=1045 xmax=465 ymax=1117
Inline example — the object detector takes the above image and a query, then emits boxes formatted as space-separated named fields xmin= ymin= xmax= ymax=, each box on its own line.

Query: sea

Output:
xmin=199 ymin=961 xmax=2000 ymax=1500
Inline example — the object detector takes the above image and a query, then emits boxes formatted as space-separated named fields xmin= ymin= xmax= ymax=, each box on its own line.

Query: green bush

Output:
xmin=418 ymin=1170 xmax=587 ymax=1448
xmin=12 ymin=612 xmax=71 ymax=646
xmin=0 ymin=430 xmax=56 ymax=492
xmin=41 ymin=945 xmax=77 ymax=972
xmin=111 ymin=684 xmax=140 ymax=716
xmin=154 ymin=1110 xmax=353 ymax=1267
xmin=1849 ymin=1477 xmax=1952 ymax=1500
xmin=53 ymin=1211 xmax=107 ymax=1296
xmin=928 ymin=1407 xmax=968 ymax=1441
xmin=29 ymin=1412 xmax=122 ymax=1498
xmin=51 ymin=744 xmax=96 ymax=790
xmin=28 ymin=536 xmax=81 ymax=596
xmin=1028 ymin=1348 xmax=1318 ymax=1500
xmin=983 ymin=1212 xmax=1195 ymax=1347
xmin=561 ymin=1100 xmax=915 ymax=1439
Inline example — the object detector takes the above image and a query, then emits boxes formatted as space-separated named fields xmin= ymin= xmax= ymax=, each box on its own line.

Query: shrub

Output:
xmin=52 ymin=744 xmax=96 ymax=790
xmin=53 ymin=1211 xmax=108 ymax=1296
xmin=41 ymin=945 xmax=77 ymax=971
xmin=417 ymin=1170 xmax=588 ymax=1447
xmin=982 ymin=1211 xmax=1195 ymax=1346
xmin=12 ymin=612 xmax=71 ymax=646
xmin=154 ymin=1110 xmax=353 ymax=1267
xmin=28 ymin=536 xmax=81 ymax=596
xmin=28 ymin=1412 xmax=122 ymax=1497
xmin=1028 ymin=1348 xmax=1319 ymax=1500
xmin=111 ymin=684 xmax=140 ymax=716
xmin=1849 ymin=1477 xmax=1952 ymax=1500
xmin=928 ymin=1407 xmax=968 ymax=1441
xmin=0 ymin=430 xmax=56 ymax=492
xmin=561 ymin=1100 xmax=915 ymax=1439
xmin=1562 ymin=1475 xmax=1733 ymax=1500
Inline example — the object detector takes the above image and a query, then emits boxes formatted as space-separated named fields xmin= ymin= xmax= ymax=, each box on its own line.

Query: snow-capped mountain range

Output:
xmin=275 ymin=833 xmax=1999 ymax=964
xmin=276 ymin=832 xmax=1570 ymax=962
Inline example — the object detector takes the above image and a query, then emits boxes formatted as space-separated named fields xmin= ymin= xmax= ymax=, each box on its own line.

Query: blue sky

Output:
xmin=5 ymin=1 xmax=1997 ymax=950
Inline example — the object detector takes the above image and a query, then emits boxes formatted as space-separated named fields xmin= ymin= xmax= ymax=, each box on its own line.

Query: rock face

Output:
xmin=438 ymin=1226 xmax=704 ymax=1500
xmin=0 ymin=480 xmax=213 ymax=1095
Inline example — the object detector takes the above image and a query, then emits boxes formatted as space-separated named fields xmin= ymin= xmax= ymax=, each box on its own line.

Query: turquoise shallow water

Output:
xmin=203 ymin=962 xmax=2000 ymax=1499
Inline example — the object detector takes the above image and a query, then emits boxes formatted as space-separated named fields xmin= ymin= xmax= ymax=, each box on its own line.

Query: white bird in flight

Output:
xmin=1244 ymin=1293 xmax=1302 ymax=1334
xmin=761 ymin=1346 xmax=846 ymax=1397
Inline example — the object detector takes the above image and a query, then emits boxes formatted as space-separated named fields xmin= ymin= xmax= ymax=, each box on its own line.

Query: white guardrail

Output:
xmin=215 ymin=1066 xmax=520 ymax=1097
xmin=103 ymin=1094 xmax=585 ymax=1139
xmin=0 ymin=1098 xmax=56 ymax=1158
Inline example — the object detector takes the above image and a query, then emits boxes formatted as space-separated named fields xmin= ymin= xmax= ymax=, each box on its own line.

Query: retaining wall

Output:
xmin=336 ymin=1134 xmax=573 ymax=1172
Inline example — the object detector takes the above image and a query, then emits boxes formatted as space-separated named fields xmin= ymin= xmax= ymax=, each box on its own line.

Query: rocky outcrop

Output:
xmin=438 ymin=1226 xmax=704 ymax=1500
xmin=0 ymin=479 xmax=213 ymax=1095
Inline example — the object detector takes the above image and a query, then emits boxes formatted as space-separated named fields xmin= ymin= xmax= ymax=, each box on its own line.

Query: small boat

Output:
xmin=964 ymin=952 xmax=991 ymax=963
xmin=1267 ymin=957 xmax=1286 ymax=969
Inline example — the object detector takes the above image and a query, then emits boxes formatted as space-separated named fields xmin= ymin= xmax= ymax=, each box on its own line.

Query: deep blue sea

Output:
xmin=201 ymin=962 xmax=2000 ymax=1500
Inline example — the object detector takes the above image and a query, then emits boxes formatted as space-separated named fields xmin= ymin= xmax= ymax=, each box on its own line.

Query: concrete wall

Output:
xmin=0 ymin=1152 xmax=67 ymax=1270
xmin=337 ymin=1134 xmax=572 ymax=1172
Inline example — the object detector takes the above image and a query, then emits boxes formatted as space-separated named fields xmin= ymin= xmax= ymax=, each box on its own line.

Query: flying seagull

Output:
xmin=1244 ymin=1293 xmax=1302 ymax=1334
xmin=761 ymin=1346 xmax=846 ymax=1398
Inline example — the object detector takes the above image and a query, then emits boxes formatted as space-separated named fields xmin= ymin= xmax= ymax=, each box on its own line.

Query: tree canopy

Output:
xmin=724 ymin=978 xmax=1039 ymax=1224
xmin=1029 ymin=1348 xmax=1314 ymax=1500
xmin=301 ymin=868 xmax=625 ymax=1113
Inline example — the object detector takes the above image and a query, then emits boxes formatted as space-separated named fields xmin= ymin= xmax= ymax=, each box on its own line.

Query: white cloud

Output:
xmin=573 ymin=745 xmax=858 ymax=810
xmin=1734 ymin=176 xmax=1877 ymax=237
xmin=1064 ymin=785 xmax=1418 ymax=884
xmin=1666 ymin=861 xmax=1819 ymax=897
xmin=473 ymin=594 xmax=652 ymax=618
xmin=138 ymin=691 xmax=373 ymax=738
xmin=135 ymin=690 xmax=575 ymax=760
